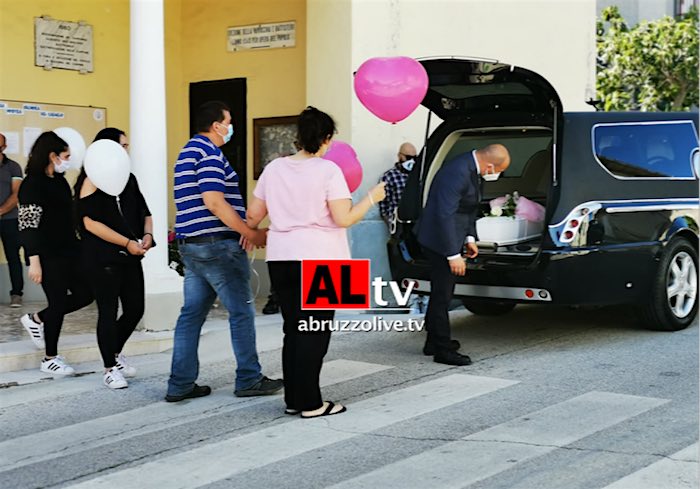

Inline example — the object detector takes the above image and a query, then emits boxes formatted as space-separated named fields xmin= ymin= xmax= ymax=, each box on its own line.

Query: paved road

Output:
xmin=0 ymin=305 xmax=697 ymax=489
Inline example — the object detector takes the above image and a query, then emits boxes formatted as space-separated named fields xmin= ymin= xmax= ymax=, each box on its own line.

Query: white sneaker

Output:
xmin=40 ymin=356 xmax=75 ymax=376
xmin=21 ymin=313 xmax=45 ymax=350
xmin=104 ymin=367 xmax=128 ymax=389
xmin=115 ymin=353 xmax=136 ymax=378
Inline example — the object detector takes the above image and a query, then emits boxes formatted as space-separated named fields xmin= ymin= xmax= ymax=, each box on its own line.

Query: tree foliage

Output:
xmin=597 ymin=6 xmax=699 ymax=111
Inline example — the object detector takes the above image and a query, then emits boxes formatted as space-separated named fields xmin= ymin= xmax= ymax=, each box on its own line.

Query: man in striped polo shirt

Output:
xmin=166 ymin=101 xmax=283 ymax=402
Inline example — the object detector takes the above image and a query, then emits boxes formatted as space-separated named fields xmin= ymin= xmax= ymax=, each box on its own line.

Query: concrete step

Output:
xmin=0 ymin=329 xmax=174 ymax=374
xmin=0 ymin=309 xmax=291 ymax=375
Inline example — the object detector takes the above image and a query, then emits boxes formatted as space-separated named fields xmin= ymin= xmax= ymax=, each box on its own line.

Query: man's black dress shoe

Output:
xmin=262 ymin=297 xmax=279 ymax=315
xmin=165 ymin=384 xmax=212 ymax=403
xmin=423 ymin=339 xmax=460 ymax=356
xmin=434 ymin=350 xmax=472 ymax=366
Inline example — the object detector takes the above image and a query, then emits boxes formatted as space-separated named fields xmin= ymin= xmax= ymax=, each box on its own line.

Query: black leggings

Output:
xmin=38 ymin=256 xmax=94 ymax=357
xmin=89 ymin=261 xmax=145 ymax=368
xmin=268 ymin=261 xmax=334 ymax=411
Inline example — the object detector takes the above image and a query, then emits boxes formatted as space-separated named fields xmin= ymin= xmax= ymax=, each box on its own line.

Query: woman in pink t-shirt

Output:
xmin=247 ymin=107 xmax=385 ymax=419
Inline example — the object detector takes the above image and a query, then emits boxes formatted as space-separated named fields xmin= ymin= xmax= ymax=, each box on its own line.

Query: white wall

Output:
xmin=308 ymin=0 xmax=597 ymax=282
xmin=349 ymin=0 xmax=597 ymax=188
xmin=306 ymin=0 xmax=353 ymax=139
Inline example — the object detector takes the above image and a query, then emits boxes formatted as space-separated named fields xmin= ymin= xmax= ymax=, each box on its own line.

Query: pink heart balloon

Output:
xmin=323 ymin=140 xmax=363 ymax=193
xmin=354 ymin=56 xmax=429 ymax=123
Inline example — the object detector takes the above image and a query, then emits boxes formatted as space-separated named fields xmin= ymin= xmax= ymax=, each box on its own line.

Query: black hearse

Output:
xmin=390 ymin=58 xmax=699 ymax=331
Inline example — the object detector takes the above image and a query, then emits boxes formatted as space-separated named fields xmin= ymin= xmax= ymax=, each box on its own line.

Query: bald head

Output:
xmin=475 ymin=144 xmax=510 ymax=174
xmin=398 ymin=142 xmax=416 ymax=162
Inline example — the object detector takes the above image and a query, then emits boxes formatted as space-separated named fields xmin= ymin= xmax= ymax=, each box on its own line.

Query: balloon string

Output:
xmin=249 ymin=248 xmax=261 ymax=302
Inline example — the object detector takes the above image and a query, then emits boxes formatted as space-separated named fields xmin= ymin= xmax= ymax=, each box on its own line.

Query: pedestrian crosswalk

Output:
xmin=0 ymin=359 xmax=391 ymax=471
xmin=327 ymin=392 xmax=668 ymax=489
xmin=600 ymin=443 xmax=699 ymax=489
xmin=63 ymin=374 xmax=518 ymax=489
xmin=0 ymin=357 xmax=696 ymax=489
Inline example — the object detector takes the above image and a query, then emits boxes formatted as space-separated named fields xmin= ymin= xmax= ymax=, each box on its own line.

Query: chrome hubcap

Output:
xmin=667 ymin=251 xmax=697 ymax=319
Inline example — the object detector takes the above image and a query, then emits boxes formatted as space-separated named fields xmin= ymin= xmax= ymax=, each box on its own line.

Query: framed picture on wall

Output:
xmin=253 ymin=116 xmax=298 ymax=179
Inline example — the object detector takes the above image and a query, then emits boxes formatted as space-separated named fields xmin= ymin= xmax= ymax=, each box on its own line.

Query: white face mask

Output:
xmin=401 ymin=158 xmax=415 ymax=171
xmin=481 ymin=164 xmax=501 ymax=182
xmin=481 ymin=171 xmax=501 ymax=182
xmin=54 ymin=158 xmax=70 ymax=174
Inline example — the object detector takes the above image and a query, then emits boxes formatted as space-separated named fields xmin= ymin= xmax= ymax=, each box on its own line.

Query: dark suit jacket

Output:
xmin=415 ymin=152 xmax=481 ymax=257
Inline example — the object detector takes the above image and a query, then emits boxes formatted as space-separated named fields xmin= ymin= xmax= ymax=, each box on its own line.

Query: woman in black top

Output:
xmin=75 ymin=128 xmax=153 ymax=389
xmin=18 ymin=131 xmax=93 ymax=375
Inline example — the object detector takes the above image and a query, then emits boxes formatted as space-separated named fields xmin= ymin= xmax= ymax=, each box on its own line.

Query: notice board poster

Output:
xmin=0 ymin=101 xmax=106 ymax=266
xmin=0 ymin=100 xmax=106 ymax=170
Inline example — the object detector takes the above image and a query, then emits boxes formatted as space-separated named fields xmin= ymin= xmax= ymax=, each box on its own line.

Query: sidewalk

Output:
xmin=0 ymin=299 xmax=424 ymax=377
xmin=0 ymin=300 xmax=247 ymax=375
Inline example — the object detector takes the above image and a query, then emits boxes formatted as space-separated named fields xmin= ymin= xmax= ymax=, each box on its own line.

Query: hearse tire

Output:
xmin=641 ymin=238 xmax=698 ymax=331
xmin=462 ymin=299 xmax=516 ymax=316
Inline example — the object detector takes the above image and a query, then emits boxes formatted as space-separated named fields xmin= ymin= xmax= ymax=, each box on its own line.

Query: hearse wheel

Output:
xmin=642 ymin=238 xmax=698 ymax=331
xmin=462 ymin=299 xmax=516 ymax=316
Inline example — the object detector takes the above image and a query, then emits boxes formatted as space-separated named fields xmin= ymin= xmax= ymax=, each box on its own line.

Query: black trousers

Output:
xmin=89 ymin=261 xmax=145 ymax=368
xmin=424 ymin=248 xmax=458 ymax=352
xmin=268 ymin=261 xmax=334 ymax=411
xmin=39 ymin=256 xmax=93 ymax=357
xmin=0 ymin=219 xmax=23 ymax=296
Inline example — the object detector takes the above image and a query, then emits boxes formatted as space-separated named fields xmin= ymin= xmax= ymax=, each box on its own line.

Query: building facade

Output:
xmin=0 ymin=0 xmax=596 ymax=327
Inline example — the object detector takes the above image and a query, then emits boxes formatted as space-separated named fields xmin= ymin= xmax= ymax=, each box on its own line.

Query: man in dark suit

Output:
xmin=416 ymin=144 xmax=511 ymax=366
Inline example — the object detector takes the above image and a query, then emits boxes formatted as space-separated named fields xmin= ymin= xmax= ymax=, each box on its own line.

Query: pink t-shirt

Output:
xmin=253 ymin=156 xmax=352 ymax=261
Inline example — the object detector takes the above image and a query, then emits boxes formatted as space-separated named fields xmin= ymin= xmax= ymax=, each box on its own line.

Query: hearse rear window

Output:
xmin=593 ymin=121 xmax=699 ymax=179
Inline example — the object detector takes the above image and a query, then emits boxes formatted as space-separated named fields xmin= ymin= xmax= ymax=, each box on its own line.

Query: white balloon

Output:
xmin=84 ymin=140 xmax=131 ymax=196
xmin=53 ymin=127 xmax=86 ymax=170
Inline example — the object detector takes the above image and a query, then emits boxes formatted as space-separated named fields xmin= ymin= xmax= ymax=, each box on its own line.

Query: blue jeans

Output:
xmin=167 ymin=239 xmax=263 ymax=395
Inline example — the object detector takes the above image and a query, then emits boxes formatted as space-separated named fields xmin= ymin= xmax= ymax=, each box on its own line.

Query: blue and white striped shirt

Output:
xmin=173 ymin=135 xmax=246 ymax=238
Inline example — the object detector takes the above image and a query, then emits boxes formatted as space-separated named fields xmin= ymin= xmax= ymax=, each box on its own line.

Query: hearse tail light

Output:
xmin=555 ymin=203 xmax=602 ymax=245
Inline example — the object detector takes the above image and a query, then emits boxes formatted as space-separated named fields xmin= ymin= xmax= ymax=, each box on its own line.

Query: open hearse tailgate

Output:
xmin=418 ymin=58 xmax=563 ymax=120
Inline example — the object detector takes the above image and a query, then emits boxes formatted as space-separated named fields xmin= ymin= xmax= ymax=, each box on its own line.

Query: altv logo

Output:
xmin=301 ymin=260 xmax=415 ymax=310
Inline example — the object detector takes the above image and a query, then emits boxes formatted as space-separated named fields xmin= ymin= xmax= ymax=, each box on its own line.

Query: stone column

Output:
xmin=130 ymin=0 xmax=182 ymax=331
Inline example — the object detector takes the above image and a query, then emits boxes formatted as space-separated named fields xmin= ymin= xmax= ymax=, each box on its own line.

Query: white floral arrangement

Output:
xmin=488 ymin=191 xmax=520 ymax=218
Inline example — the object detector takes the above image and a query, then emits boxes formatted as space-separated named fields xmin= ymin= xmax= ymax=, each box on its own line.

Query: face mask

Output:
xmin=482 ymin=171 xmax=501 ymax=182
xmin=481 ymin=164 xmax=501 ymax=182
xmin=401 ymin=158 xmax=415 ymax=171
xmin=217 ymin=123 xmax=234 ymax=144
xmin=54 ymin=158 xmax=70 ymax=174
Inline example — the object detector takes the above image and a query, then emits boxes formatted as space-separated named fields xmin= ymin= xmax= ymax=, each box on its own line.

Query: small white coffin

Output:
xmin=476 ymin=216 xmax=543 ymax=246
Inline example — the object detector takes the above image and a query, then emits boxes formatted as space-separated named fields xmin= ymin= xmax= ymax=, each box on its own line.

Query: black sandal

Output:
xmin=300 ymin=401 xmax=347 ymax=419
xmin=284 ymin=408 xmax=301 ymax=415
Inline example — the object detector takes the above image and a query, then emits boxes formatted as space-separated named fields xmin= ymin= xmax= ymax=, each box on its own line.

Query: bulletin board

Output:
xmin=0 ymin=100 xmax=106 ymax=268
xmin=0 ymin=99 xmax=106 ymax=170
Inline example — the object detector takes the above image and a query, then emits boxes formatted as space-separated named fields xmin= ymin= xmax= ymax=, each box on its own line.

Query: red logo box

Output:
xmin=301 ymin=260 xmax=370 ymax=310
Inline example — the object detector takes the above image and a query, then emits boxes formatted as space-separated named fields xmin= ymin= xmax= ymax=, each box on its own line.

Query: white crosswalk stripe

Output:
xmin=63 ymin=374 xmax=518 ymax=488
xmin=600 ymin=442 xmax=699 ymax=489
xmin=0 ymin=359 xmax=391 ymax=472
xmin=327 ymin=391 xmax=669 ymax=489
